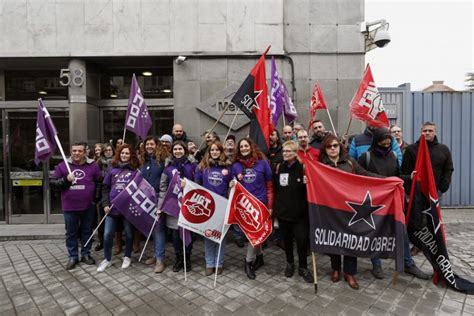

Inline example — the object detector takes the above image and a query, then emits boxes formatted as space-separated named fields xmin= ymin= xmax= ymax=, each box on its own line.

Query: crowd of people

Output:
xmin=51 ymin=120 xmax=454 ymax=290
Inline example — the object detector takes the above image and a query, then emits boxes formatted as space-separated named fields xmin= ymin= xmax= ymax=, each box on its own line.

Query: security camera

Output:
xmin=175 ymin=56 xmax=187 ymax=65
xmin=373 ymin=29 xmax=391 ymax=48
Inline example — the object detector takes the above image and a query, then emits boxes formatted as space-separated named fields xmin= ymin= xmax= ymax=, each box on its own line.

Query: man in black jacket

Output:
xmin=401 ymin=121 xmax=454 ymax=197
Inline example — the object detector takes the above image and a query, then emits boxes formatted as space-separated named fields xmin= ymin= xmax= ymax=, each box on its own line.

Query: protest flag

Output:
xmin=35 ymin=99 xmax=58 ymax=165
xmin=305 ymin=159 xmax=406 ymax=272
xmin=309 ymin=81 xmax=337 ymax=135
xmin=406 ymin=135 xmax=474 ymax=294
xmin=123 ymin=74 xmax=152 ymax=141
xmin=349 ymin=64 xmax=389 ymax=128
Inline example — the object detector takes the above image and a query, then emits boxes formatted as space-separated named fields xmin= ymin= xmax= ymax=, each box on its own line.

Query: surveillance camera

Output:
xmin=373 ymin=29 xmax=391 ymax=48
xmin=175 ymin=56 xmax=187 ymax=65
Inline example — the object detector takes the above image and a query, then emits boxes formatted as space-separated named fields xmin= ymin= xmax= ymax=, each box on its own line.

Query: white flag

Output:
xmin=178 ymin=180 xmax=231 ymax=244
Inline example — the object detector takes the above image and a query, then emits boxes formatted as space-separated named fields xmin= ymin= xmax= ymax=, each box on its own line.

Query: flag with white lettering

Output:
xmin=178 ymin=180 xmax=230 ymax=244
xmin=112 ymin=171 xmax=159 ymax=236
xmin=305 ymin=159 xmax=406 ymax=272
xmin=270 ymin=56 xmax=284 ymax=126
xmin=34 ymin=99 xmax=58 ymax=165
xmin=125 ymin=74 xmax=152 ymax=139
xmin=349 ymin=64 xmax=389 ymax=128
xmin=225 ymin=182 xmax=272 ymax=247
xmin=308 ymin=81 xmax=327 ymax=129
xmin=407 ymin=135 xmax=474 ymax=294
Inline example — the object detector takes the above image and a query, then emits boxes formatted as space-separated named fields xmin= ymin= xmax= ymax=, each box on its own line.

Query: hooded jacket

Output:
xmin=349 ymin=127 xmax=402 ymax=166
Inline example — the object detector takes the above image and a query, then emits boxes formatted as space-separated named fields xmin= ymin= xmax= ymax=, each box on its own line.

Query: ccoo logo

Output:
xmin=234 ymin=193 xmax=262 ymax=233
xmin=182 ymin=189 xmax=215 ymax=224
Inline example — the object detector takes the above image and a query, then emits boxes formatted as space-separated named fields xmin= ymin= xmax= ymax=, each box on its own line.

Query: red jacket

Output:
xmin=297 ymin=146 xmax=320 ymax=162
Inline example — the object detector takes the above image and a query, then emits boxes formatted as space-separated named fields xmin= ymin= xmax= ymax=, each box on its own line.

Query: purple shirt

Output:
xmin=53 ymin=160 xmax=101 ymax=211
xmin=103 ymin=166 xmax=137 ymax=216
xmin=195 ymin=165 xmax=232 ymax=197
xmin=231 ymin=159 xmax=272 ymax=204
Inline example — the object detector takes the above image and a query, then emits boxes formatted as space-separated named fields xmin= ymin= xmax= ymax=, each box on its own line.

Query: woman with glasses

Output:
xmin=273 ymin=141 xmax=313 ymax=283
xmin=318 ymin=135 xmax=379 ymax=290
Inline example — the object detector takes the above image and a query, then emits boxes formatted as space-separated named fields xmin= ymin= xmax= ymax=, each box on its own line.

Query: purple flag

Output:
xmin=125 ymin=74 xmax=152 ymax=139
xmin=270 ymin=56 xmax=284 ymax=126
xmin=281 ymin=80 xmax=298 ymax=124
xmin=34 ymin=99 xmax=58 ymax=165
xmin=160 ymin=172 xmax=192 ymax=246
xmin=112 ymin=171 xmax=159 ymax=236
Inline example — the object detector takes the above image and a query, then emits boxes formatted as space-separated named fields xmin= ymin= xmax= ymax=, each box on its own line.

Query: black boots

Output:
xmin=244 ymin=259 xmax=256 ymax=279
xmin=185 ymin=253 xmax=192 ymax=271
xmin=254 ymin=254 xmax=264 ymax=270
xmin=172 ymin=254 xmax=183 ymax=272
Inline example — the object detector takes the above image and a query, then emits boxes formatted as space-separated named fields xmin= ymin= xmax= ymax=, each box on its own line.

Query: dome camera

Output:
xmin=175 ymin=56 xmax=187 ymax=65
xmin=373 ymin=29 xmax=391 ymax=48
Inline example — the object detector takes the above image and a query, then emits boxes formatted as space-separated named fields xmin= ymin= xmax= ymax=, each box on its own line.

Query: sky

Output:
xmin=365 ymin=0 xmax=473 ymax=91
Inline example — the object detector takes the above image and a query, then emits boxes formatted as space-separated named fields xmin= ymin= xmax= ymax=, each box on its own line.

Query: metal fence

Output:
xmin=381 ymin=85 xmax=474 ymax=206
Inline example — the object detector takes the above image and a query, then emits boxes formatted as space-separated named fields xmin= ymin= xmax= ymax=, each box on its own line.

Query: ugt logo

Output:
xmin=182 ymin=189 xmax=215 ymax=224
xmin=126 ymin=87 xmax=146 ymax=129
xmin=235 ymin=193 xmax=262 ymax=232
xmin=359 ymin=82 xmax=385 ymax=119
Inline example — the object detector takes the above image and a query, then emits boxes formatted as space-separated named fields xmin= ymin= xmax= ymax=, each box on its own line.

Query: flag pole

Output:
xmin=122 ymin=128 xmax=127 ymax=145
xmin=213 ymin=220 xmax=228 ymax=288
xmin=326 ymin=108 xmax=337 ymax=137
xmin=139 ymin=213 xmax=160 ymax=262
xmin=84 ymin=213 xmax=108 ymax=248
xmin=224 ymin=109 xmax=240 ymax=142
xmin=182 ymin=228 xmax=187 ymax=281
xmin=344 ymin=117 xmax=353 ymax=137
xmin=311 ymin=252 xmax=318 ymax=294
xmin=282 ymin=113 xmax=286 ymax=127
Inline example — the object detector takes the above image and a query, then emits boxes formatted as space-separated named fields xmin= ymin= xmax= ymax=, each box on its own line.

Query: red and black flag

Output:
xmin=407 ymin=135 xmax=474 ymax=294
xmin=305 ymin=160 xmax=406 ymax=272
xmin=231 ymin=46 xmax=271 ymax=153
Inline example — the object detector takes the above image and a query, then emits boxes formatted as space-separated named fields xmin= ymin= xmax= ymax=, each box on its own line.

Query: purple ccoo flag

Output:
xmin=112 ymin=171 xmax=159 ymax=236
xmin=35 ymin=99 xmax=58 ymax=165
xmin=270 ymin=56 xmax=284 ymax=126
xmin=125 ymin=74 xmax=152 ymax=139
xmin=282 ymin=80 xmax=298 ymax=124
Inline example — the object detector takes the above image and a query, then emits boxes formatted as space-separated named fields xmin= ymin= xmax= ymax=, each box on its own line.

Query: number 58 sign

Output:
xmin=59 ymin=68 xmax=85 ymax=87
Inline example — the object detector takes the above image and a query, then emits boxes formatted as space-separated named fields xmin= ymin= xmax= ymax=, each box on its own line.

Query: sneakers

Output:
xmin=405 ymin=264 xmax=431 ymax=280
xmin=298 ymin=268 xmax=314 ymax=283
xmin=121 ymin=257 xmax=131 ymax=269
xmin=372 ymin=265 xmax=384 ymax=279
xmin=97 ymin=259 xmax=111 ymax=272
xmin=285 ymin=263 xmax=295 ymax=278
xmin=145 ymin=257 xmax=156 ymax=265
xmin=154 ymin=260 xmax=165 ymax=273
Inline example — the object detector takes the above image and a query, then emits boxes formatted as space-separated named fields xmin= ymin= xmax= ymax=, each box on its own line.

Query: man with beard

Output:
xmin=309 ymin=120 xmax=329 ymax=150
xmin=171 ymin=123 xmax=188 ymax=143
xmin=267 ymin=129 xmax=283 ymax=171
xmin=297 ymin=130 xmax=320 ymax=162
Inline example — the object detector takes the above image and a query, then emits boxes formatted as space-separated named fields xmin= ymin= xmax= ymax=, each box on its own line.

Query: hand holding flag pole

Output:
xmin=139 ymin=211 xmax=161 ymax=262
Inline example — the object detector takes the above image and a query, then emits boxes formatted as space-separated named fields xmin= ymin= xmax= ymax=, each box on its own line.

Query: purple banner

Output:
xmin=34 ymin=99 xmax=58 ymax=165
xmin=112 ymin=171 xmax=159 ymax=236
xmin=282 ymin=80 xmax=298 ymax=124
xmin=125 ymin=74 xmax=152 ymax=139
xmin=270 ymin=56 xmax=283 ymax=126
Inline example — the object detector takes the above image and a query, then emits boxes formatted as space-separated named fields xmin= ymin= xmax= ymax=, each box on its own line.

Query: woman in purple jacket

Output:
xmin=231 ymin=138 xmax=273 ymax=280
xmin=158 ymin=140 xmax=197 ymax=272
xmin=195 ymin=141 xmax=232 ymax=275
xmin=97 ymin=144 xmax=139 ymax=272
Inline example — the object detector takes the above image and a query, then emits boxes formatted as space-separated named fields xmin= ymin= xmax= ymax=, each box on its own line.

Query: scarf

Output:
xmin=172 ymin=156 xmax=188 ymax=175
xmin=238 ymin=156 xmax=257 ymax=169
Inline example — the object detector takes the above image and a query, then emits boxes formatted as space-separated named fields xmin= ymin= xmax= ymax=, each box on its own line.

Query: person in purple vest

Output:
xmin=195 ymin=141 xmax=232 ymax=276
xmin=97 ymin=144 xmax=139 ymax=272
xmin=231 ymin=138 xmax=273 ymax=280
xmin=158 ymin=140 xmax=197 ymax=272
xmin=51 ymin=142 xmax=102 ymax=270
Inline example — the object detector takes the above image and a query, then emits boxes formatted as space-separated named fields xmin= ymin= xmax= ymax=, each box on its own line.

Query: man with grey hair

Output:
xmin=390 ymin=124 xmax=409 ymax=153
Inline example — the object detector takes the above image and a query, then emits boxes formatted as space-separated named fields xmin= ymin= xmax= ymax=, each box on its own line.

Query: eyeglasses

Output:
xmin=282 ymin=150 xmax=294 ymax=153
xmin=326 ymin=144 xmax=339 ymax=149
xmin=391 ymin=130 xmax=401 ymax=133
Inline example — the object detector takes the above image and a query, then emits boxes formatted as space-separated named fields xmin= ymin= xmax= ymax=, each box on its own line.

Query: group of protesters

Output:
xmin=52 ymin=119 xmax=454 ymax=290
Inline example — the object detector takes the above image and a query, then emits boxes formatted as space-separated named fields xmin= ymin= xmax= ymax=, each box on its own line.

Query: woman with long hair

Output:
xmin=97 ymin=144 xmax=140 ymax=272
xmin=195 ymin=141 xmax=232 ymax=275
xmin=139 ymin=136 xmax=170 ymax=273
xmin=157 ymin=140 xmax=197 ymax=272
xmin=318 ymin=135 xmax=379 ymax=290
xmin=231 ymin=138 xmax=273 ymax=280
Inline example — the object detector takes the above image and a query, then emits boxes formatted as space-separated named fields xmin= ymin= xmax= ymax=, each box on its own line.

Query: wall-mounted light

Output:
xmin=38 ymin=91 xmax=47 ymax=95
xmin=110 ymin=94 xmax=117 ymax=98
xmin=142 ymin=71 xmax=153 ymax=76
xmin=162 ymin=89 xmax=172 ymax=93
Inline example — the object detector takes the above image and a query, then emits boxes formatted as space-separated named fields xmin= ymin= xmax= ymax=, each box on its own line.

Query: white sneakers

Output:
xmin=97 ymin=259 xmax=111 ymax=272
xmin=121 ymin=257 xmax=131 ymax=269
xmin=97 ymin=257 xmax=131 ymax=272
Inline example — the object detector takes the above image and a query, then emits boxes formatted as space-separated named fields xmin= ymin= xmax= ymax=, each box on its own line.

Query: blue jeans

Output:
xmin=371 ymin=230 xmax=414 ymax=267
xmin=232 ymin=224 xmax=244 ymax=240
xmin=63 ymin=205 xmax=95 ymax=259
xmin=204 ymin=238 xmax=225 ymax=268
xmin=103 ymin=216 xmax=133 ymax=261
xmin=171 ymin=229 xmax=192 ymax=255
xmin=152 ymin=223 xmax=166 ymax=261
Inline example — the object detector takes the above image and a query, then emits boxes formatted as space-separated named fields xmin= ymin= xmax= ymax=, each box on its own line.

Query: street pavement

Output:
xmin=0 ymin=209 xmax=473 ymax=315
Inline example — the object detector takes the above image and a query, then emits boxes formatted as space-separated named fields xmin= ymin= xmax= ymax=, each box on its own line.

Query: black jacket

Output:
xmin=319 ymin=154 xmax=380 ymax=177
xmin=273 ymin=160 xmax=308 ymax=222
xmin=267 ymin=144 xmax=283 ymax=172
xmin=401 ymin=136 xmax=454 ymax=193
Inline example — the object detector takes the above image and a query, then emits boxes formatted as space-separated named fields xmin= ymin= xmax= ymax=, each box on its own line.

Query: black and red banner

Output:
xmin=407 ymin=135 xmax=474 ymax=294
xmin=305 ymin=160 xmax=406 ymax=272
xmin=231 ymin=46 xmax=271 ymax=153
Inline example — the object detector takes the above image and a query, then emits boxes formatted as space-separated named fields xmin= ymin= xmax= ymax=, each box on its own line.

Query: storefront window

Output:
xmin=5 ymin=70 xmax=68 ymax=101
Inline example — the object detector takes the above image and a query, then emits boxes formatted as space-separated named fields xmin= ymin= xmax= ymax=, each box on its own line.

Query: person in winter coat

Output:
xmin=358 ymin=128 xmax=430 ymax=281
xmin=267 ymin=129 xmax=283 ymax=171
xmin=139 ymin=136 xmax=170 ymax=273
xmin=195 ymin=141 xmax=232 ymax=276
xmin=157 ymin=140 xmax=197 ymax=272
xmin=273 ymin=140 xmax=314 ymax=283
xmin=97 ymin=144 xmax=140 ymax=272
xmin=231 ymin=138 xmax=273 ymax=280
xmin=318 ymin=135 xmax=380 ymax=290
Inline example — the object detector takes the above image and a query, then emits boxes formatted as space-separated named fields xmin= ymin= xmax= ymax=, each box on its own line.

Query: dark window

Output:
xmin=5 ymin=70 xmax=68 ymax=101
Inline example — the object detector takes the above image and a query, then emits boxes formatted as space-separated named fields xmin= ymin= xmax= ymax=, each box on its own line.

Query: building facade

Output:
xmin=0 ymin=0 xmax=365 ymax=223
